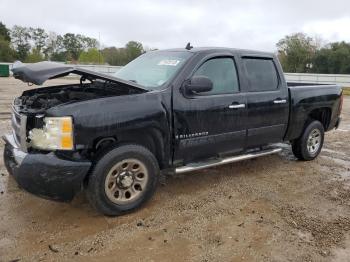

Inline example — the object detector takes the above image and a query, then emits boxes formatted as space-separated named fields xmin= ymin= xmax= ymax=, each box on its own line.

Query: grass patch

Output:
xmin=342 ymin=87 xmax=350 ymax=96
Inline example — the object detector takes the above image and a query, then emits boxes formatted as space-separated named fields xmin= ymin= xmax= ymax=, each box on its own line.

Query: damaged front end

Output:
xmin=4 ymin=100 xmax=88 ymax=201
xmin=3 ymin=133 xmax=91 ymax=201
xmin=11 ymin=61 xmax=147 ymax=151
xmin=3 ymin=61 xmax=148 ymax=201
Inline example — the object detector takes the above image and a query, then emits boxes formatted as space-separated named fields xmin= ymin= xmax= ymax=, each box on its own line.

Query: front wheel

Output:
xmin=87 ymin=144 xmax=159 ymax=216
xmin=292 ymin=120 xmax=324 ymax=161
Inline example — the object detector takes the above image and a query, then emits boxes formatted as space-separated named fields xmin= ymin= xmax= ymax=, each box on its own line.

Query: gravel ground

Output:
xmin=0 ymin=77 xmax=350 ymax=262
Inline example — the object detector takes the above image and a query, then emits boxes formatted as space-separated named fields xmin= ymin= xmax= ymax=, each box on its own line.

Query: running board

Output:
xmin=175 ymin=148 xmax=282 ymax=174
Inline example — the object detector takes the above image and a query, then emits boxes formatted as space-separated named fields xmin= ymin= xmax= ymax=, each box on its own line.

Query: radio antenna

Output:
xmin=185 ymin=42 xmax=193 ymax=50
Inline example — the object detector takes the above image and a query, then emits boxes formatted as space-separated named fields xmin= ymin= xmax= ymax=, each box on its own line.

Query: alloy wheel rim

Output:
xmin=104 ymin=158 xmax=148 ymax=205
xmin=307 ymin=128 xmax=321 ymax=155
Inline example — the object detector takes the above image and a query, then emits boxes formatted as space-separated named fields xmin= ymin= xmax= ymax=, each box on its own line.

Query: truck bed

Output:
xmin=284 ymin=83 xmax=342 ymax=141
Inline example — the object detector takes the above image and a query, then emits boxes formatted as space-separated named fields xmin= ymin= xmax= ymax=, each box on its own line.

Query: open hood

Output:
xmin=11 ymin=61 xmax=147 ymax=91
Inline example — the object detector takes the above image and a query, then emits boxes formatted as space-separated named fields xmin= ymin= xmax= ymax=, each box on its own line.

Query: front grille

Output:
xmin=11 ymin=104 xmax=27 ymax=152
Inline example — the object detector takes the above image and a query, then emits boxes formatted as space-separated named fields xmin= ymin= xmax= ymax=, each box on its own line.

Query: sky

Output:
xmin=1 ymin=0 xmax=350 ymax=51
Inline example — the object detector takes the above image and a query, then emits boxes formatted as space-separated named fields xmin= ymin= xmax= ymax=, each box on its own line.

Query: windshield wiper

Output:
xmin=127 ymin=79 xmax=154 ymax=91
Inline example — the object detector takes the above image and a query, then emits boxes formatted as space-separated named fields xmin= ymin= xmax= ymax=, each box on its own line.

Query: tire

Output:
xmin=87 ymin=144 xmax=159 ymax=216
xmin=291 ymin=120 xmax=324 ymax=161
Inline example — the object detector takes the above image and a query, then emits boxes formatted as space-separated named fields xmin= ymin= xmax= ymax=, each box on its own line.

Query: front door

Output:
xmin=173 ymin=56 xmax=247 ymax=164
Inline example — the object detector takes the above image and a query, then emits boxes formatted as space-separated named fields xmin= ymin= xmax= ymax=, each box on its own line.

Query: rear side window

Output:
xmin=193 ymin=57 xmax=239 ymax=95
xmin=243 ymin=58 xmax=279 ymax=92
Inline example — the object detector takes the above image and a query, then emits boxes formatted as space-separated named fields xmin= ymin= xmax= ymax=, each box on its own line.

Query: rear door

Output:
xmin=173 ymin=55 xmax=247 ymax=164
xmin=241 ymin=56 xmax=289 ymax=147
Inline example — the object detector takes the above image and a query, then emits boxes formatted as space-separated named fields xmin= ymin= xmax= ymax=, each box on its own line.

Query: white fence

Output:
xmin=72 ymin=64 xmax=122 ymax=74
xmin=2 ymin=62 xmax=350 ymax=87
xmin=285 ymin=73 xmax=350 ymax=88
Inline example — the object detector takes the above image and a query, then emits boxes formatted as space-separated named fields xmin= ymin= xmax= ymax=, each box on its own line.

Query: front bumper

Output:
xmin=3 ymin=134 xmax=91 ymax=202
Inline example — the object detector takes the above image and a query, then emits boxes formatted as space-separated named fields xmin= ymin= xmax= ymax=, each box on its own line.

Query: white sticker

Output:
xmin=157 ymin=60 xmax=180 ymax=66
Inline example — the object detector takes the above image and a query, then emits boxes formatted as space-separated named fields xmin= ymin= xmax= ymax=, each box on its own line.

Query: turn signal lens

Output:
xmin=61 ymin=134 xmax=73 ymax=150
xmin=62 ymin=118 xmax=73 ymax=133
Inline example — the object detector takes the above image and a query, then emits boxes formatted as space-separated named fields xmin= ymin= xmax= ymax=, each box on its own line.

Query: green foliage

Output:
xmin=30 ymin=27 xmax=48 ymax=52
xmin=11 ymin=25 xmax=31 ymax=61
xmin=78 ymin=48 xmax=104 ymax=64
xmin=313 ymin=42 xmax=350 ymax=74
xmin=62 ymin=33 xmax=83 ymax=61
xmin=102 ymin=47 xmax=127 ymax=66
xmin=102 ymin=41 xmax=144 ymax=66
xmin=0 ymin=22 xmax=145 ymax=65
xmin=277 ymin=33 xmax=350 ymax=74
xmin=0 ymin=22 xmax=11 ymax=42
xmin=80 ymin=36 xmax=99 ymax=49
xmin=125 ymin=41 xmax=144 ymax=62
xmin=25 ymin=48 xmax=44 ymax=63
xmin=50 ymin=51 xmax=67 ymax=62
xmin=0 ymin=22 xmax=14 ymax=62
xmin=342 ymin=88 xmax=350 ymax=96
xmin=277 ymin=33 xmax=317 ymax=73
xmin=0 ymin=36 xmax=15 ymax=62
xmin=43 ymin=32 xmax=63 ymax=60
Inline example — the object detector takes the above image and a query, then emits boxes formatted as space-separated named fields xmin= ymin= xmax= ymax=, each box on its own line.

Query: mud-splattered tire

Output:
xmin=87 ymin=144 xmax=159 ymax=216
xmin=292 ymin=120 xmax=324 ymax=161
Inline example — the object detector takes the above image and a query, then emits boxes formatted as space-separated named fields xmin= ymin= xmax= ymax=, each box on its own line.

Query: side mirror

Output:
xmin=184 ymin=76 xmax=213 ymax=94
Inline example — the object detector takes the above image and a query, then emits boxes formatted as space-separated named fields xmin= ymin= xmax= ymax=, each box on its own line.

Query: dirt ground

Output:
xmin=0 ymin=77 xmax=350 ymax=262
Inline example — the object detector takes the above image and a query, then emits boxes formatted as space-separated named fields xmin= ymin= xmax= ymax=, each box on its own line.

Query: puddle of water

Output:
xmin=324 ymin=156 xmax=350 ymax=168
xmin=323 ymin=148 xmax=347 ymax=156
xmin=321 ymin=155 xmax=350 ymax=179
xmin=337 ymin=122 xmax=350 ymax=131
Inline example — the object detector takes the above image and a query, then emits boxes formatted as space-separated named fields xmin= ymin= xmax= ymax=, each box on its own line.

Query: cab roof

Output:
xmin=161 ymin=47 xmax=275 ymax=58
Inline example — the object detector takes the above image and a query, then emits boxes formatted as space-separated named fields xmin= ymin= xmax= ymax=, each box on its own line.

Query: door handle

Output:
xmin=273 ymin=99 xmax=287 ymax=104
xmin=229 ymin=104 xmax=246 ymax=109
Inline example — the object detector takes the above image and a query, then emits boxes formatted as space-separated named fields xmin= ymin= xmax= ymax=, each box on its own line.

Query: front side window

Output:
xmin=193 ymin=57 xmax=239 ymax=95
xmin=243 ymin=58 xmax=279 ymax=92
xmin=114 ymin=51 xmax=192 ymax=90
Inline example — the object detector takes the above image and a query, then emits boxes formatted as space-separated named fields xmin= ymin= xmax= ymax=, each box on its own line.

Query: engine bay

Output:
xmin=15 ymin=79 xmax=146 ymax=114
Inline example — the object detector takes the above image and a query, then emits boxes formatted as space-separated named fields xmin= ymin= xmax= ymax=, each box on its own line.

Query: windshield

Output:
xmin=114 ymin=51 xmax=192 ymax=90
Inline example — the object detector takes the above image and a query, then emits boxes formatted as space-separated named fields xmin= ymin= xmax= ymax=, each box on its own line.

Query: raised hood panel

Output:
xmin=11 ymin=61 xmax=146 ymax=91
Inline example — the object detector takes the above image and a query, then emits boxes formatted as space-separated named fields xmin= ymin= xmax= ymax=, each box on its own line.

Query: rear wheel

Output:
xmin=292 ymin=120 xmax=324 ymax=161
xmin=87 ymin=144 xmax=159 ymax=216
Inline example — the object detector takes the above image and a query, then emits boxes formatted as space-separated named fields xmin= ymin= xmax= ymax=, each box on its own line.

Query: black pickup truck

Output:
xmin=3 ymin=47 xmax=343 ymax=216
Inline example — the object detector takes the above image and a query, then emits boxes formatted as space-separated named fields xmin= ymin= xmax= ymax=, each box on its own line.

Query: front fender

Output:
xmin=47 ymin=91 xmax=171 ymax=167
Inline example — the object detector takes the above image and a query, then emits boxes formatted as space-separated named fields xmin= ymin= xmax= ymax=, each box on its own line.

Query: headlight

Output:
xmin=29 ymin=116 xmax=74 ymax=150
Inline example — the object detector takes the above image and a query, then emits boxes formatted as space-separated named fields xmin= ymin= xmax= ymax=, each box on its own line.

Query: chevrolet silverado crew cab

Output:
xmin=3 ymin=46 xmax=343 ymax=216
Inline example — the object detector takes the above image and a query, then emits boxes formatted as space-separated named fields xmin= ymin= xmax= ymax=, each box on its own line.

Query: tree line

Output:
xmin=277 ymin=33 xmax=350 ymax=74
xmin=0 ymin=22 xmax=145 ymax=65
xmin=2 ymin=21 xmax=350 ymax=73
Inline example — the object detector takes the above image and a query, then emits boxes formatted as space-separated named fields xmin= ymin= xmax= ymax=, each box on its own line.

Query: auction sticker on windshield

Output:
xmin=158 ymin=60 xmax=181 ymax=66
